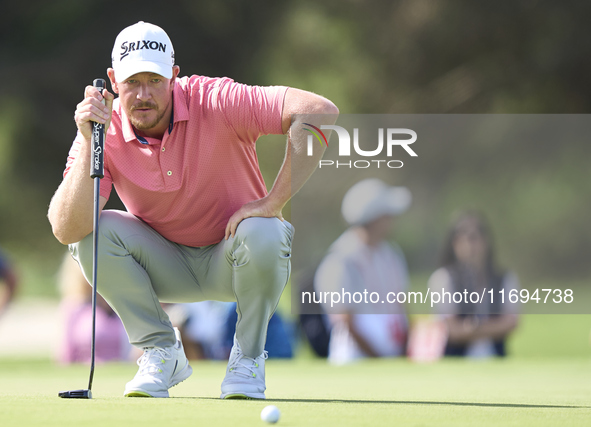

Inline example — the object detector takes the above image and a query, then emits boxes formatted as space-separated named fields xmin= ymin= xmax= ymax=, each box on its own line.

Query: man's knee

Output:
xmin=98 ymin=210 xmax=139 ymax=237
xmin=69 ymin=210 xmax=135 ymax=272
xmin=69 ymin=233 xmax=92 ymax=273
xmin=232 ymin=217 xmax=294 ymax=266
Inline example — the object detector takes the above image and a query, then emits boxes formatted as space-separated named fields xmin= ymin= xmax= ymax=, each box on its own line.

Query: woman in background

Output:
xmin=428 ymin=211 xmax=519 ymax=357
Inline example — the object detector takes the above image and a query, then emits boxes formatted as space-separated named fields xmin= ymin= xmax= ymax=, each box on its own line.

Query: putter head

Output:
xmin=58 ymin=389 xmax=92 ymax=399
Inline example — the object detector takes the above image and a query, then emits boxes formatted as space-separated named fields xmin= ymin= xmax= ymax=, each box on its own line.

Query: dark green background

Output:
xmin=1 ymin=0 xmax=591 ymax=295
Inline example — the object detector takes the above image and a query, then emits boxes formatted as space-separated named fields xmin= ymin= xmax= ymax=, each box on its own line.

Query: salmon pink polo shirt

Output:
xmin=65 ymin=75 xmax=289 ymax=247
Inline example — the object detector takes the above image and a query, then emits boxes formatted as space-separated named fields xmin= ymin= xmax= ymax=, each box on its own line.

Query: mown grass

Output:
xmin=0 ymin=356 xmax=590 ymax=427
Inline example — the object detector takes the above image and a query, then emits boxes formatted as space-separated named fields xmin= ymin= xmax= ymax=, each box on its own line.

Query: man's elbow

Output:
xmin=295 ymin=91 xmax=339 ymax=117
xmin=48 ymin=215 xmax=86 ymax=246
xmin=296 ymin=97 xmax=339 ymax=130
xmin=283 ymin=89 xmax=339 ymax=133
xmin=312 ymin=97 xmax=339 ymax=117
xmin=51 ymin=225 xmax=76 ymax=246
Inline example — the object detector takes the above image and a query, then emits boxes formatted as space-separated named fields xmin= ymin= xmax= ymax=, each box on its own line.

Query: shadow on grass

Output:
xmin=189 ymin=397 xmax=588 ymax=409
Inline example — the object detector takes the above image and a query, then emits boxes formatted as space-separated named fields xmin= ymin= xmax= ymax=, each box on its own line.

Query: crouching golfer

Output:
xmin=48 ymin=21 xmax=337 ymax=399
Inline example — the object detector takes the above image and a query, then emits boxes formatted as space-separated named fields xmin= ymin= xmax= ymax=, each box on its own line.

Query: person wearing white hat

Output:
xmin=48 ymin=21 xmax=338 ymax=398
xmin=314 ymin=178 xmax=411 ymax=364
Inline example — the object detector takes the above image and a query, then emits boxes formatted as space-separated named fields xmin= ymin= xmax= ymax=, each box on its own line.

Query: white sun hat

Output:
xmin=111 ymin=21 xmax=175 ymax=82
xmin=341 ymin=178 xmax=412 ymax=226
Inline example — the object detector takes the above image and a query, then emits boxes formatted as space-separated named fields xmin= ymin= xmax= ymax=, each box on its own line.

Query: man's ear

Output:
xmin=170 ymin=65 xmax=180 ymax=88
xmin=107 ymin=68 xmax=119 ymax=94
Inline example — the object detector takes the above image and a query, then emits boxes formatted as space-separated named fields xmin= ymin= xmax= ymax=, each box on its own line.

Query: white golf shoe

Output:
xmin=220 ymin=336 xmax=268 ymax=399
xmin=124 ymin=327 xmax=192 ymax=398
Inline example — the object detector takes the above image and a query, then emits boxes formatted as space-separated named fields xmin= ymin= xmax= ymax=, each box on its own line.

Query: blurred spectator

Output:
xmin=0 ymin=246 xmax=18 ymax=318
xmin=165 ymin=301 xmax=232 ymax=360
xmin=223 ymin=303 xmax=293 ymax=358
xmin=56 ymin=253 xmax=131 ymax=364
xmin=428 ymin=211 xmax=519 ymax=357
xmin=298 ymin=266 xmax=331 ymax=358
xmin=171 ymin=302 xmax=293 ymax=360
xmin=314 ymin=179 xmax=411 ymax=364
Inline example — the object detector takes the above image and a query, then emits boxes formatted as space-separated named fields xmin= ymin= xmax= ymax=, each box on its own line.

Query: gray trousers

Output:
xmin=69 ymin=210 xmax=294 ymax=358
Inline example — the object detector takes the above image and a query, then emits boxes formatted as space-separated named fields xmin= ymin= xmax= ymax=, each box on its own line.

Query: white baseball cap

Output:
xmin=341 ymin=178 xmax=412 ymax=226
xmin=111 ymin=21 xmax=175 ymax=82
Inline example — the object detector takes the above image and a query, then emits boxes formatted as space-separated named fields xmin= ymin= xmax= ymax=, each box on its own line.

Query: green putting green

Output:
xmin=0 ymin=356 xmax=590 ymax=427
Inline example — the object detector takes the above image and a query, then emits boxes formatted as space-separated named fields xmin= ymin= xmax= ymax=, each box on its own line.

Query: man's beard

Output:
xmin=129 ymin=100 xmax=170 ymax=130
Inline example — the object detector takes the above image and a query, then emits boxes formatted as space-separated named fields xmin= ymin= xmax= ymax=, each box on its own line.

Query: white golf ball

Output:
xmin=260 ymin=405 xmax=281 ymax=423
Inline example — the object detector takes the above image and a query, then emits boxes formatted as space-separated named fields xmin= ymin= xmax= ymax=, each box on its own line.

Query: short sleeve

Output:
xmin=215 ymin=80 xmax=288 ymax=143
xmin=63 ymin=132 xmax=112 ymax=201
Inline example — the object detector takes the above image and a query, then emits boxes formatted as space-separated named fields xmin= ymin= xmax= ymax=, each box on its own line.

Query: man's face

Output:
xmin=108 ymin=67 xmax=179 ymax=133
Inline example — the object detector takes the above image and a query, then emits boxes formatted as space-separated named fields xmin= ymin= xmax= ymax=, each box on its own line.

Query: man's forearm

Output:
xmin=224 ymin=91 xmax=338 ymax=238
xmin=266 ymin=113 xmax=337 ymax=210
xmin=49 ymin=82 xmax=114 ymax=244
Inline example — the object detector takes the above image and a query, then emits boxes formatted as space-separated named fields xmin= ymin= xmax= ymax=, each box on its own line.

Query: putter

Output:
xmin=59 ymin=78 xmax=106 ymax=400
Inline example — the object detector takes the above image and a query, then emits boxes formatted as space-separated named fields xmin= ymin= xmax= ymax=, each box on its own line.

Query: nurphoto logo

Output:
xmin=305 ymin=124 xmax=417 ymax=169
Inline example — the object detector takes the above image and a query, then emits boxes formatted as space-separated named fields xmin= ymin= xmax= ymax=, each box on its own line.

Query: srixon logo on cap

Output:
xmin=120 ymin=40 xmax=166 ymax=60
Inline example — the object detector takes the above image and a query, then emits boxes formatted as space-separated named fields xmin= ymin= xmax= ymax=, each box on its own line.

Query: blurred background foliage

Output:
xmin=0 ymin=0 xmax=590 ymax=297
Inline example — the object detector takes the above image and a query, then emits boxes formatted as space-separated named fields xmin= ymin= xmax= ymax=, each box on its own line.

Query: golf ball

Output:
xmin=260 ymin=405 xmax=281 ymax=423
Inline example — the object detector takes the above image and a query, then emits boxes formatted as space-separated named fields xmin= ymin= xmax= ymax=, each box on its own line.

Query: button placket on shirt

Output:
xmin=160 ymin=133 xmax=176 ymax=187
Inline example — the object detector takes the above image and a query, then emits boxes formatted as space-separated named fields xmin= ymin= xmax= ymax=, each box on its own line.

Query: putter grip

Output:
xmin=90 ymin=78 xmax=106 ymax=179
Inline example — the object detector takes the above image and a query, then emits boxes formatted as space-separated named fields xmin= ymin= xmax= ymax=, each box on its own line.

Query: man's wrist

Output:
xmin=264 ymin=192 xmax=288 ymax=214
